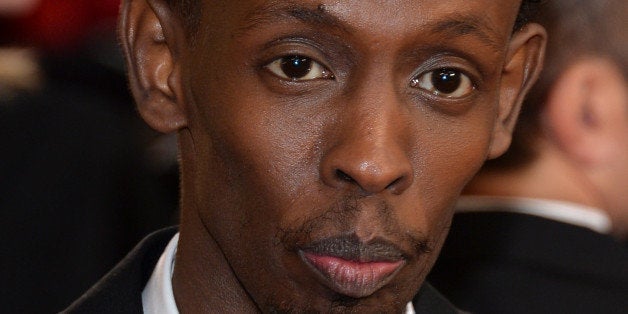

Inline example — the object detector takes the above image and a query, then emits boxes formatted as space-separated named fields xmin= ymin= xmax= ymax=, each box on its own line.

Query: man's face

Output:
xmin=176 ymin=0 xmax=522 ymax=312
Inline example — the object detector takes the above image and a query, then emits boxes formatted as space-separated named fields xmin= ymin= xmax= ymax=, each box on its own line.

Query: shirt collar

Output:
xmin=141 ymin=233 xmax=416 ymax=313
xmin=456 ymin=195 xmax=612 ymax=234
xmin=142 ymin=233 xmax=180 ymax=314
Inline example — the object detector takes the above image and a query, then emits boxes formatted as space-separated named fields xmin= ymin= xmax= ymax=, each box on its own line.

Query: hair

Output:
xmin=165 ymin=0 xmax=202 ymax=33
xmin=514 ymin=0 xmax=542 ymax=31
xmin=484 ymin=0 xmax=628 ymax=170
xmin=166 ymin=0 xmax=542 ymax=37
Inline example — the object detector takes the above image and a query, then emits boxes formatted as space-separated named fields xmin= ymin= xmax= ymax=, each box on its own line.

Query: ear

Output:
xmin=488 ymin=23 xmax=547 ymax=159
xmin=543 ymin=58 xmax=628 ymax=165
xmin=119 ymin=0 xmax=187 ymax=133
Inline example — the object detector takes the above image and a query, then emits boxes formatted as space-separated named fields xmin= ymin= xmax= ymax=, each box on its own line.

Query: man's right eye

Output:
xmin=265 ymin=55 xmax=335 ymax=81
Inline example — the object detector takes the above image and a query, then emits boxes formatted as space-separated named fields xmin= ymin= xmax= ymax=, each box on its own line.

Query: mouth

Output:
xmin=299 ymin=235 xmax=406 ymax=298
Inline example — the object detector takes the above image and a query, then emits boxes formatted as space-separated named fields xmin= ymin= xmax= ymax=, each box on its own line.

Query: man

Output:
xmin=428 ymin=1 xmax=628 ymax=313
xmin=66 ymin=0 xmax=545 ymax=312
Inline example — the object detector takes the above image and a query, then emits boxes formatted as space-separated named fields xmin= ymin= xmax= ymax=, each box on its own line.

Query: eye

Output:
xmin=265 ymin=55 xmax=334 ymax=81
xmin=410 ymin=68 xmax=475 ymax=98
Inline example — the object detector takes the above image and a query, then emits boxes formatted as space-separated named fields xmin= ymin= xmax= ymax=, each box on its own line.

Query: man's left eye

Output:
xmin=265 ymin=55 xmax=334 ymax=81
xmin=410 ymin=68 xmax=475 ymax=98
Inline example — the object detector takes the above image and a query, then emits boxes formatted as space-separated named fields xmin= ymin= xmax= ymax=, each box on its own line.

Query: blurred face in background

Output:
xmin=0 ymin=0 xmax=39 ymax=16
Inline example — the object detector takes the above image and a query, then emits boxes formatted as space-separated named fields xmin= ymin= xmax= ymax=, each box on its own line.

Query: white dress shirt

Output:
xmin=142 ymin=233 xmax=180 ymax=314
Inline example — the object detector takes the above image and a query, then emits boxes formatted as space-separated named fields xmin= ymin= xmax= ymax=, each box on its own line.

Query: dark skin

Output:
xmin=120 ymin=0 xmax=546 ymax=312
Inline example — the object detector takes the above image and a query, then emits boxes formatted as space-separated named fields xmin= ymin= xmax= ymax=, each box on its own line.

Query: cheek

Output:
xmin=188 ymin=78 xmax=321 ymax=232
xmin=399 ymin=103 xmax=496 ymax=238
xmin=427 ymin=95 xmax=497 ymax=185
xmin=426 ymin=120 xmax=493 ymax=188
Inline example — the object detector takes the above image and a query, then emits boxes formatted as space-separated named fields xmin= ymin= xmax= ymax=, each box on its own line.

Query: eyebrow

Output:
xmin=237 ymin=3 xmax=503 ymax=52
xmin=236 ymin=3 xmax=353 ymax=36
xmin=428 ymin=14 xmax=503 ymax=53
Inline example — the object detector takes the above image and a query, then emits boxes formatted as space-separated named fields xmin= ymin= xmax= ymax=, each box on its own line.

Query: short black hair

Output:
xmin=514 ymin=0 xmax=542 ymax=30
xmin=166 ymin=0 xmax=542 ymax=36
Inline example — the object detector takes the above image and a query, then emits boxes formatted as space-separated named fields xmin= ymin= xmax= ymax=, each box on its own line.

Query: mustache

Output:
xmin=278 ymin=195 xmax=433 ymax=259
xmin=301 ymin=234 xmax=407 ymax=262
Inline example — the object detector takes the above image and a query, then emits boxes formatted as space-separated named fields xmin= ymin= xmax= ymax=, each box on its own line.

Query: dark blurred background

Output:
xmin=0 ymin=1 xmax=179 ymax=312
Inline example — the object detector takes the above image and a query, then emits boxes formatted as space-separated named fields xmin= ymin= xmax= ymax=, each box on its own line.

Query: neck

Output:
xmin=465 ymin=140 xmax=607 ymax=214
xmin=171 ymin=196 xmax=259 ymax=313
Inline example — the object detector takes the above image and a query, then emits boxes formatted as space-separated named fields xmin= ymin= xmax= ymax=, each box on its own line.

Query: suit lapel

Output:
xmin=64 ymin=227 xmax=178 ymax=313
xmin=412 ymin=282 xmax=462 ymax=313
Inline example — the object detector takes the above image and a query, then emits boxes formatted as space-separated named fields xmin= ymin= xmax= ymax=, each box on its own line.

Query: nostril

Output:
xmin=385 ymin=176 xmax=411 ymax=195
xmin=386 ymin=177 xmax=403 ymax=190
xmin=335 ymin=169 xmax=355 ymax=183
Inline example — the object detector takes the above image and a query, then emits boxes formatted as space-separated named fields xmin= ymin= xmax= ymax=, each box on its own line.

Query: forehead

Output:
xmin=197 ymin=0 xmax=521 ymax=46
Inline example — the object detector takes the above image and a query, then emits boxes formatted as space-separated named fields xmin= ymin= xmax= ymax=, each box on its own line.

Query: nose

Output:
xmin=320 ymin=95 xmax=414 ymax=196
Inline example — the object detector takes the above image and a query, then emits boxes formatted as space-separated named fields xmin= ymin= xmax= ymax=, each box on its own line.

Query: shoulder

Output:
xmin=63 ymin=227 xmax=178 ymax=313
xmin=428 ymin=211 xmax=628 ymax=313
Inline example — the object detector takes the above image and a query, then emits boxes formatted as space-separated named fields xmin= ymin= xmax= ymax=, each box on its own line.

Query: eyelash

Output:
xmin=410 ymin=68 xmax=476 ymax=99
xmin=264 ymin=55 xmax=335 ymax=81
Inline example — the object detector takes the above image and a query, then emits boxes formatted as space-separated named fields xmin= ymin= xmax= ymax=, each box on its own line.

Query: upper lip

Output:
xmin=301 ymin=234 xmax=407 ymax=263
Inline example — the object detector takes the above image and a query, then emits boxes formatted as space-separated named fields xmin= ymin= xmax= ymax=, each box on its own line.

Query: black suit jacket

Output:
xmin=66 ymin=227 xmax=461 ymax=313
xmin=428 ymin=211 xmax=628 ymax=314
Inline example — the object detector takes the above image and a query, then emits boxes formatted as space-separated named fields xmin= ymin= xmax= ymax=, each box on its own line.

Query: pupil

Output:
xmin=280 ymin=56 xmax=312 ymax=79
xmin=431 ymin=69 xmax=461 ymax=94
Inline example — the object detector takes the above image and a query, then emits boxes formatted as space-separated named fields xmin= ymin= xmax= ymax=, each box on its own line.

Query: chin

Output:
xmin=265 ymin=297 xmax=408 ymax=314
xmin=262 ymin=276 xmax=417 ymax=314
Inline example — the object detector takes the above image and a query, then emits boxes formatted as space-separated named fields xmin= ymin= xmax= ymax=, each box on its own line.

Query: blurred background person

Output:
xmin=1 ymin=0 xmax=179 ymax=312
xmin=428 ymin=0 xmax=628 ymax=313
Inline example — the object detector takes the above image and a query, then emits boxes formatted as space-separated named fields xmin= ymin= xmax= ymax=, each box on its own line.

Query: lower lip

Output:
xmin=301 ymin=252 xmax=404 ymax=298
